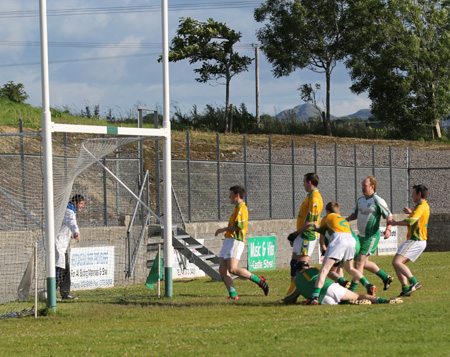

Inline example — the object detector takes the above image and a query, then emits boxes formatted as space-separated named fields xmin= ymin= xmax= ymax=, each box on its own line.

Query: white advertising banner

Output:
xmin=377 ymin=226 xmax=398 ymax=255
xmin=70 ymin=246 xmax=115 ymax=290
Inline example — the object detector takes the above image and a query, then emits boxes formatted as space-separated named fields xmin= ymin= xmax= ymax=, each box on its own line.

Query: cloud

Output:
xmin=0 ymin=1 xmax=372 ymax=120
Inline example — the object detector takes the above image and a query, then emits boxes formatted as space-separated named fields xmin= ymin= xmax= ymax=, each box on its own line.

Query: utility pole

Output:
xmin=252 ymin=43 xmax=260 ymax=128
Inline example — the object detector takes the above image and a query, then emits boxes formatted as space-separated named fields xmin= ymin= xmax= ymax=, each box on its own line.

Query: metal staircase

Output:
xmin=147 ymin=225 xmax=222 ymax=281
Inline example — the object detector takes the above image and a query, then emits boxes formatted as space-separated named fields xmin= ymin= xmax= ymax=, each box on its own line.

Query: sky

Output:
xmin=0 ymin=0 xmax=371 ymax=120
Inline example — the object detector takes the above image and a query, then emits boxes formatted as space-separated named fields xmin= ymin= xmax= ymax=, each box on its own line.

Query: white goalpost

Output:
xmin=38 ymin=0 xmax=173 ymax=311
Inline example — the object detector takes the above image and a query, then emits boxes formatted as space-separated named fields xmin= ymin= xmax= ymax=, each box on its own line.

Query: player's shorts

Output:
xmin=219 ymin=238 xmax=245 ymax=260
xmin=293 ymin=236 xmax=317 ymax=256
xmin=396 ymin=239 xmax=427 ymax=262
xmin=325 ymin=232 xmax=356 ymax=262
xmin=358 ymin=234 xmax=380 ymax=256
xmin=321 ymin=283 xmax=347 ymax=305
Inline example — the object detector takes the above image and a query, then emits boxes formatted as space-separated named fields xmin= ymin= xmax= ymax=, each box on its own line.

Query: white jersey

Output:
xmin=354 ymin=193 xmax=392 ymax=239
xmin=55 ymin=207 xmax=79 ymax=268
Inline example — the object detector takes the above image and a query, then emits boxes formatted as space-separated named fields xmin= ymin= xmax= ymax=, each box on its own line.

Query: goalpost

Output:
xmin=38 ymin=0 xmax=173 ymax=311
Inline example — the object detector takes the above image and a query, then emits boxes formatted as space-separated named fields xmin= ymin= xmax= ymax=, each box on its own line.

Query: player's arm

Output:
xmin=215 ymin=225 xmax=240 ymax=236
xmin=67 ymin=211 xmax=80 ymax=240
xmin=346 ymin=212 xmax=357 ymax=222
xmin=319 ymin=234 xmax=327 ymax=255
xmin=384 ymin=216 xmax=394 ymax=239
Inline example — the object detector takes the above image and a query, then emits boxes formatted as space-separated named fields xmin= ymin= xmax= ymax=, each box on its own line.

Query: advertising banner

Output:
xmin=247 ymin=236 xmax=277 ymax=271
xmin=70 ymin=246 xmax=115 ymax=290
xmin=377 ymin=226 xmax=398 ymax=255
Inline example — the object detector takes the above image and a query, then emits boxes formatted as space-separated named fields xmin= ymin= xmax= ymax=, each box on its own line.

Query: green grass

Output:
xmin=1 ymin=253 xmax=449 ymax=356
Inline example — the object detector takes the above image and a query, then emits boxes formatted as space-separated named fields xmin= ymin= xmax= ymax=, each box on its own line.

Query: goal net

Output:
xmin=0 ymin=130 xmax=164 ymax=316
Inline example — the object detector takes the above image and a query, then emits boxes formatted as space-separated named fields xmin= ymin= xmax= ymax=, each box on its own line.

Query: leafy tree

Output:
xmin=164 ymin=17 xmax=253 ymax=133
xmin=345 ymin=0 xmax=450 ymax=139
xmin=254 ymin=0 xmax=348 ymax=136
xmin=0 ymin=81 xmax=29 ymax=103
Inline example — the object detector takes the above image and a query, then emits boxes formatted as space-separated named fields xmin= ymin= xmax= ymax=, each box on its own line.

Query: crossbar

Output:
xmin=52 ymin=123 xmax=169 ymax=138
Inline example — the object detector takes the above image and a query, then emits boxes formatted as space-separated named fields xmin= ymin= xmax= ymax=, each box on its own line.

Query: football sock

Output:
xmin=249 ymin=274 xmax=261 ymax=284
xmin=360 ymin=277 xmax=370 ymax=288
xmin=402 ymin=285 xmax=409 ymax=294
xmin=376 ymin=269 xmax=389 ymax=281
xmin=228 ymin=286 xmax=237 ymax=298
xmin=349 ymin=281 xmax=358 ymax=292
xmin=376 ymin=297 xmax=387 ymax=304
xmin=409 ymin=277 xmax=418 ymax=285
xmin=336 ymin=277 xmax=345 ymax=285
xmin=311 ymin=287 xmax=321 ymax=299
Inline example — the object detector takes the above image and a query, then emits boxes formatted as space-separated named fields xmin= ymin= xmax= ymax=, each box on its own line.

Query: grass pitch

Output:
xmin=1 ymin=252 xmax=449 ymax=356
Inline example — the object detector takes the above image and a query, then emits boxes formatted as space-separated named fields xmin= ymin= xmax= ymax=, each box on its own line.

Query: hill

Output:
xmin=276 ymin=103 xmax=371 ymax=121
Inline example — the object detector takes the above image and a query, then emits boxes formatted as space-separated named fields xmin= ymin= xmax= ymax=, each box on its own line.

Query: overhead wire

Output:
xmin=0 ymin=2 xmax=261 ymax=67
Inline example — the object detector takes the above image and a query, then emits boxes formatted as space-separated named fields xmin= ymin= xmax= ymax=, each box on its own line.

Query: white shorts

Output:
xmin=321 ymin=283 xmax=347 ymax=305
xmin=326 ymin=232 xmax=356 ymax=261
xmin=397 ymin=239 xmax=427 ymax=262
xmin=292 ymin=236 xmax=318 ymax=256
xmin=219 ymin=238 xmax=245 ymax=260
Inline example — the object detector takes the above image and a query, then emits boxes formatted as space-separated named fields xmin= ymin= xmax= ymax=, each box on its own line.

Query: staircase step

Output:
xmin=198 ymin=254 xmax=215 ymax=260
xmin=184 ymin=244 xmax=203 ymax=250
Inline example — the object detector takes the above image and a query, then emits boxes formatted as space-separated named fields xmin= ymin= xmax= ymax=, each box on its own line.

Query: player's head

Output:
xmin=295 ymin=261 xmax=310 ymax=272
xmin=303 ymin=173 xmax=319 ymax=191
xmin=71 ymin=194 xmax=86 ymax=212
xmin=229 ymin=185 xmax=245 ymax=202
xmin=362 ymin=176 xmax=377 ymax=197
xmin=325 ymin=201 xmax=340 ymax=214
xmin=412 ymin=184 xmax=428 ymax=201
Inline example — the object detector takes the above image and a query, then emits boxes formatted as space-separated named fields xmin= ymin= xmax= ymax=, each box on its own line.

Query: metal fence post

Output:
xmin=334 ymin=141 xmax=338 ymax=202
xmin=187 ymin=131 xmax=191 ymax=222
xmin=244 ymin=135 xmax=247 ymax=196
xmin=102 ymin=134 xmax=108 ymax=226
xmin=155 ymin=114 xmax=161 ymax=217
xmin=407 ymin=147 xmax=411 ymax=208
xmin=216 ymin=132 xmax=221 ymax=221
xmin=314 ymin=140 xmax=317 ymax=173
xmin=19 ymin=119 xmax=27 ymax=228
xmin=269 ymin=136 xmax=272 ymax=219
xmin=389 ymin=146 xmax=393 ymax=210
xmin=372 ymin=144 xmax=375 ymax=176
xmin=292 ymin=139 xmax=295 ymax=218
xmin=354 ymin=144 xmax=358 ymax=203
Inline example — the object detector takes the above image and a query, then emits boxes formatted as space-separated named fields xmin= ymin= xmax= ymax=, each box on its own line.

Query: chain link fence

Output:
xmin=166 ymin=132 xmax=450 ymax=226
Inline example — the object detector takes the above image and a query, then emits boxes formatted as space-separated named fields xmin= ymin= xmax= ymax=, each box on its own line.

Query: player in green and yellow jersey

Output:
xmin=215 ymin=185 xmax=269 ymax=300
xmin=390 ymin=184 xmax=430 ymax=297
xmin=304 ymin=202 xmax=377 ymax=305
xmin=290 ymin=173 xmax=323 ymax=281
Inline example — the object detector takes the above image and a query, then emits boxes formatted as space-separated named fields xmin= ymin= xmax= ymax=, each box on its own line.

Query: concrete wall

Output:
xmin=4 ymin=212 xmax=446 ymax=295
xmin=426 ymin=213 xmax=450 ymax=252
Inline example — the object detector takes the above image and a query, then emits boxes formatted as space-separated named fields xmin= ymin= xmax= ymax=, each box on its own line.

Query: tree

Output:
xmin=298 ymin=83 xmax=327 ymax=133
xmin=345 ymin=0 xmax=450 ymax=139
xmin=0 ymin=81 xmax=29 ymax=103
xmin=164 ymin=17 xmax=253 ymax=133
xmin=254 ymin=0 xmax=348 ymax=136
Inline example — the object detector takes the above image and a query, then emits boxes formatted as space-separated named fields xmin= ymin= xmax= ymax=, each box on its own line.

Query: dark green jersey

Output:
xmin=294 ymin=267 xmax=333 ymax=304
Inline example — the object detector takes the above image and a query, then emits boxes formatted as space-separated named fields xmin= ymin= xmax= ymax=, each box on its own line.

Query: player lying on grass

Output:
xmin=304 ymin=201 xmax=378 ymax=305
xmin=282 ymin=261 xmax=402 ymax=305
xmin=215 ymin=185 xmax=269 ymax=300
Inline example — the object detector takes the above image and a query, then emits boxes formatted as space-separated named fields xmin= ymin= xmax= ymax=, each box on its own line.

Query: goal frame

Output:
xmin=39 ymin=0 xmax=173 ymax=311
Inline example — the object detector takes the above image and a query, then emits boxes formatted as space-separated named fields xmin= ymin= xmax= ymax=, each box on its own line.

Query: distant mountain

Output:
xmin=276 ymin=103 xmax=336 ymax=122
xmin=276 ymin=104 xmax=371 ymax=121
xmin=344 ymin=109 xmax=372 ymax=121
